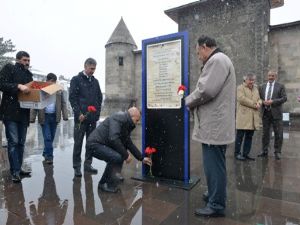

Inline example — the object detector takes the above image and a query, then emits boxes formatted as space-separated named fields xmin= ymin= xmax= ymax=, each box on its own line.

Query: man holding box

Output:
xmin=0 ymin=51 xmax=33 ymax=182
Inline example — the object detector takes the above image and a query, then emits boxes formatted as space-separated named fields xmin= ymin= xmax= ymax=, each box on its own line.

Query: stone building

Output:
xmin=103 ymin=0 xmax=300 ymax=116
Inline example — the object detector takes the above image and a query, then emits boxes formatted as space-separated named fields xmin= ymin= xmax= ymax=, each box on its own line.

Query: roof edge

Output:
xmin=270 ymin=20 xmax=300 ymax=30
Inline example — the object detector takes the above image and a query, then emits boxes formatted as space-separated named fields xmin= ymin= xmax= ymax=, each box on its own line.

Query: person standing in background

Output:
xmin=69 ymin=58 xmax=103 ymax=177
xmin=235 ymin=73 xmax=262 ymax=161
xmin=258 ymin=70 xmax=287 ymax=160
xmin=30 ymin=73 xmax=68 ymax=164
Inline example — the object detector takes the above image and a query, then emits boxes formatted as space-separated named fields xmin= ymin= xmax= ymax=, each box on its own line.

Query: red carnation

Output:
xmin=30 ymin=81 xmax=49 ymax=89
xmin=87 ymin=105 xmax=97 ymax=113
xmin=145 ymin=146 xmax=157 ymax=177
xmin=78 ymin=105 xmax=97 ymax=129
xmin=177 ymin=85 xmax=187 ymax=98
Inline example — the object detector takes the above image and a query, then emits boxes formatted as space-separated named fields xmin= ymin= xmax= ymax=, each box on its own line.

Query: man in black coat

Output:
xmin=0 ymin=51 xmax=33 ymax=182
xmin=69 ymin=58 xmax=103 ymax=177
xmin=258 ymin=70 xmax=287 ymax=160
xmin=86 ymin=107 xmax=152 ymax=193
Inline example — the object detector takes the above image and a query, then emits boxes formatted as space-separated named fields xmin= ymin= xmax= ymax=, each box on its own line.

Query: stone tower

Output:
xmin=103 ymin=17 xmax=138 ymax=115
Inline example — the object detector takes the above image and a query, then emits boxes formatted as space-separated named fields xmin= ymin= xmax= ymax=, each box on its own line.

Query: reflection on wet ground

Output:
xmin=1 ymin=121 xmax=300 ymax=225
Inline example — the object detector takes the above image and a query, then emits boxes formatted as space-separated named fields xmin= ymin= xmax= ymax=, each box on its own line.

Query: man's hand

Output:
xmin=18 ymin=84 xmax=30 ymax=94
xmin=255 ymin=102 xmax=261 ymax=110
xmin=125 ymin=154 xmax=132 ymax=164
xmin=263 ymin=100 xmax=273 ymax=106
xmin=79 ymin=114 xmax=86 ymax=122
xmin=142 ymin=157 xmax=152 ymax=166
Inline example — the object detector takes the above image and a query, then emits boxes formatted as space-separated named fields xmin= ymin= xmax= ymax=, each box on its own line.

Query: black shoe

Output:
xmin=12 ymin=174 xmax=21 ymax=183
xmin=244 ymin=155 xmax=255 ymax=161
xmin=275 ymin=153 xmax=281 ymax=160
xmin=74 ymin=167 xmax=82 ymax=177
xmin=235 ymin=155 xmax=246 ymax=161
xmin=202 ymin=191 xmax=209 ymax=202
xmin=98 ymin=183 xmax=119 ymax=193
xmin=84 ymin=165 xmax=98 ymax=174
xmin=257 ymin=152 xmax=268 ymax=157
xmin=194 ymin=206 xmax=225 ymax=217
xmin=20 ymin=169 xmax=32 ymax=177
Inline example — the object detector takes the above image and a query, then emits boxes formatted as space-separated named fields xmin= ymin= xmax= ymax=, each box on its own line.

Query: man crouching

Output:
xmin=86 ymin=107 xmax=152 ymax=193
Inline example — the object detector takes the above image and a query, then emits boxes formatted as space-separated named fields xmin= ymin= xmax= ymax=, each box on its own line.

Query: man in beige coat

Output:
xmin=235 ymin=74 xmax=262 ymax=161
xmin=185 ymin=36 xmax=236 ymax=217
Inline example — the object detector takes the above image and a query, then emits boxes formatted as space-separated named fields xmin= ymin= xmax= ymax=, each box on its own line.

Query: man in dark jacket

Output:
xmin=69 ymin=58 xmax=103 ymax=177
xmin=86 ymin=107 xmax=152 ymax=193
xmin=258 ymin=70 xmax=287 ymax=160
xmin=0 ymin=51 xmax=33 ymax=182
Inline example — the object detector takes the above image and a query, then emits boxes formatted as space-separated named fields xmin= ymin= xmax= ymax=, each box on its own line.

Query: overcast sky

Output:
xmin=1 ymin=0 xmax=300 ymax=92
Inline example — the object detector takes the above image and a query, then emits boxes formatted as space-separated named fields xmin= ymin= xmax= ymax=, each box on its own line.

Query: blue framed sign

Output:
xmin=141 ymin=31 xmax=190 ymax=184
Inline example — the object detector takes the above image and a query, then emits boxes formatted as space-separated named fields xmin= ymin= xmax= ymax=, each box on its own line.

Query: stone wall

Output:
xmin=269 ymin=22 xmax=300 ymax=113
xmin=134 ymin=51 xmax=142 ymax=110
xmin=168 ymin=0 xmax=270 ymax=89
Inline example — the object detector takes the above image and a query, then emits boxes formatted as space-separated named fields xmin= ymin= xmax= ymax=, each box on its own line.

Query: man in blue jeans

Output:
xmin=30 ymin=73 xmax=68 ymax=164
xmin=185 ymin=36 xmax=236 ymax=217
xmin=0 ymin=51 xmax=33 ymax=182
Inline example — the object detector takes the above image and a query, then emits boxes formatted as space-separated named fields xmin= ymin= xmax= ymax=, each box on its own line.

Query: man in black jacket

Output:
xmin=69 ymin=58 xmax=103 ymax=177
xmin=0 ymin=51 xmax=33 ymax=182
xmin=258 ymin=70 xmax=287 ymax=160
xmin=86 ymin=107 xmax=152 ymax=193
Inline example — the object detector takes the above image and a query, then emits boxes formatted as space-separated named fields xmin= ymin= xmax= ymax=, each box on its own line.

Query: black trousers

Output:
xmin=73 ymin=121 xmax=96 ymax=169
xmin=235 ymin=129 xmax=254 ymax=157
xmin=89 ymin=144 xmax=123 ymax=185
xmin=262 ymin=110 xmax=283 ymax=154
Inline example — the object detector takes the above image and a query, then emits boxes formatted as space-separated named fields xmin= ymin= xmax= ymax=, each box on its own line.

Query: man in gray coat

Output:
xmin=185 ymin=36 xmax=236 ymax=217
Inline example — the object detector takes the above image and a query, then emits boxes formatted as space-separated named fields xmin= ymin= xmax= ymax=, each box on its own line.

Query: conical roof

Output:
xmin=106 ymin=17 xmax=137 ymax=47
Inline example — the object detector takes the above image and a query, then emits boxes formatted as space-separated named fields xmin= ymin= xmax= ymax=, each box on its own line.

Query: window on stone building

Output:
xmin=118 ymin=56 xmax=124 ymax=66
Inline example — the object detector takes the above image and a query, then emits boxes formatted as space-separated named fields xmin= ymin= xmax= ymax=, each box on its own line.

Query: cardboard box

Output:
xmin=18 ymin=81 xmax=62 ymax=109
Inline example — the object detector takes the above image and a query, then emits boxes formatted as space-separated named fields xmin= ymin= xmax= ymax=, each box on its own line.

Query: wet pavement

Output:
xmin=0 ymin=120 xmax=300 ymax=225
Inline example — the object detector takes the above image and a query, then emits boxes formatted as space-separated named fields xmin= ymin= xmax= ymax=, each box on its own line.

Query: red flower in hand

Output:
xmin=145 ymin=146 xmax=157 ymax=177
xmin=177 ymin=85 xmax=187 ymax=97
xmin=145 ymin=147 xmax=157 ymax=155
xmin=78 ymin=105 xmax=97 ymax=129
xmin=87 ymin=105 xmax=97 ymax=113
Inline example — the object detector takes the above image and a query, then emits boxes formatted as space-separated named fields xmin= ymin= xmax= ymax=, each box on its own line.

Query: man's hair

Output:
xmin=268 ymin=69 xmax=277 ymax=75
xmin=16 ymin=51 xmax=30 ymax=60
xmin=46 ymin=73 xmax=57 ymax=82
xmin=243 ymin=73 xmax=256 ymax=81
xmin=197 ymin=36 xmax=217 ymax=48
xmin=84 ymin=58 xmax=97 ymax=66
